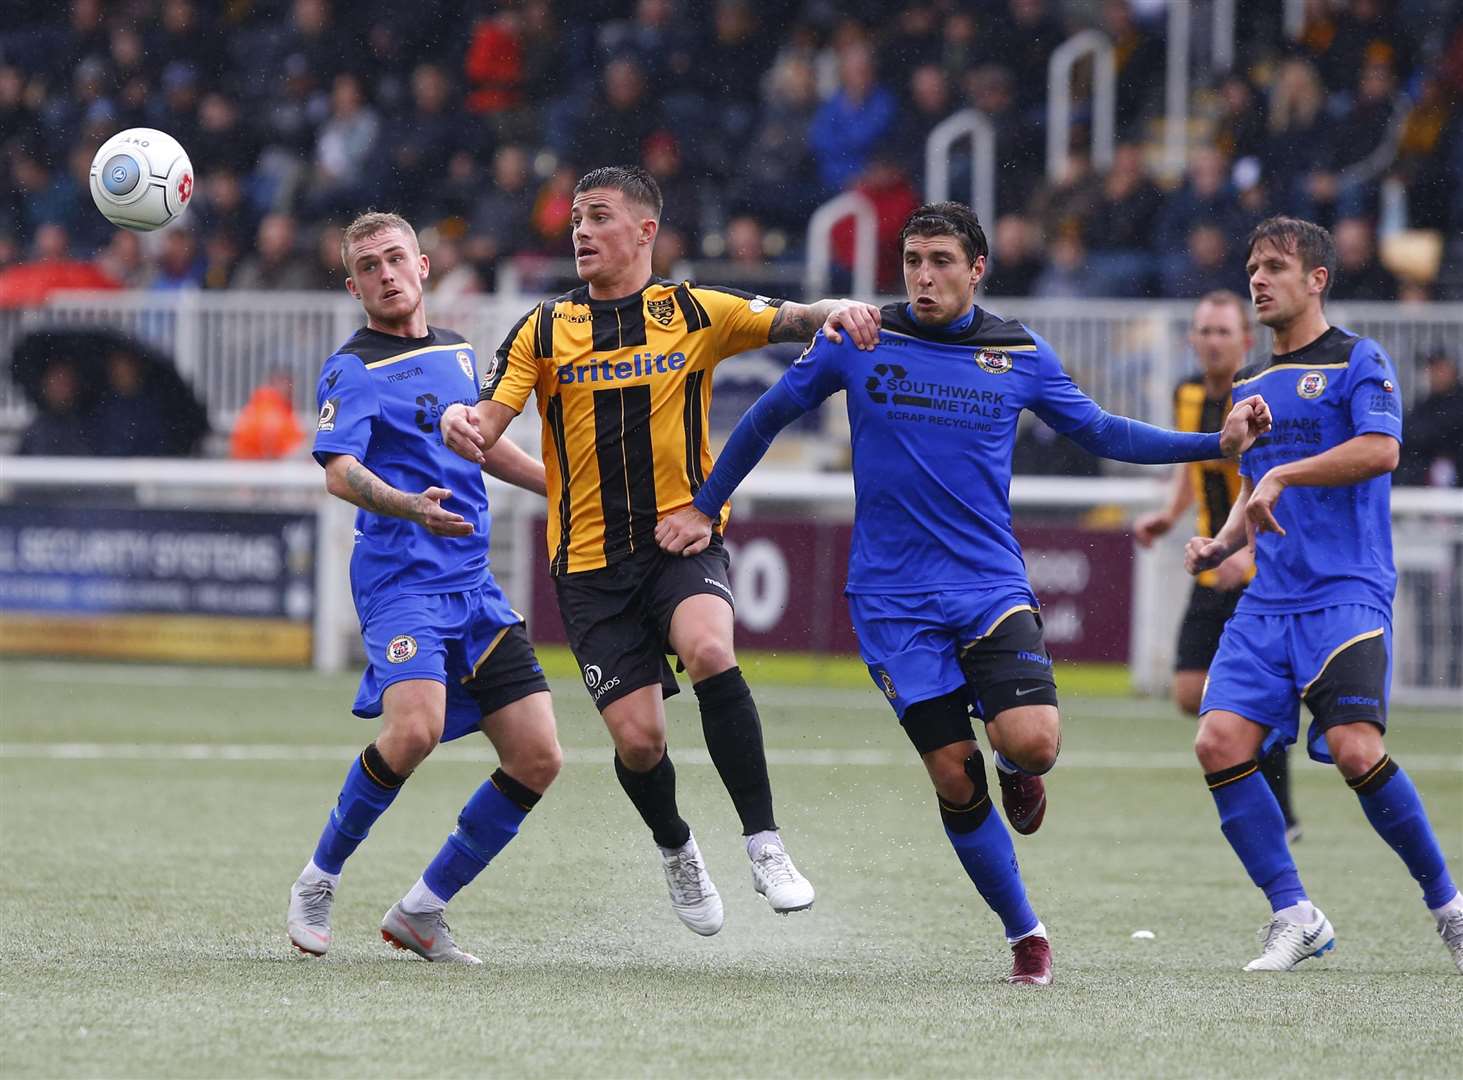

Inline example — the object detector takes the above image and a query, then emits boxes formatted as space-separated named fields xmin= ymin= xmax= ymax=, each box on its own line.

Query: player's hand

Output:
xmin=1219 ymin=394 xmax=1272 ymax=457
xmin=1132 ymin=510 xmax=1173 ymax=547
xmin=654 ymin=506 xmax=714 ymax=557
xmin=1214 ymin=547 xmax=1253 ymax=591
xmin=411 ymin=487 xmax=474 ymax=537
xmin=822 ymin=300 xmax=881 ymax=350
xmin=441 ymin=403 xmax=485 ymax=464
xmin=1245 ymin=473 xmax=1287 ymax=544
xmin=1184 ymin=535 xmax=1230 ymax=576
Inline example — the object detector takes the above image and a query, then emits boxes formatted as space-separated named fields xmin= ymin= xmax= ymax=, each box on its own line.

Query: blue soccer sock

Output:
xmin=1349 ymin=755 xmax=1458 ymax=909
xmin=420 ymin=769 xmax=540 ymax=906
xmin=311 ymin=742 xmax=407 ymax=875
xmin=1206 ymin=761 xmax=1308 ymax=912
xmin=941 ymin=752 xmax=1040 ymax=940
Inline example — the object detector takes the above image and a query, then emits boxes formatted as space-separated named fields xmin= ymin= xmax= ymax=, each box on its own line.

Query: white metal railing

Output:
xmin=1212 ymin=0 xmax=1236 ymax=73
xmin=1284 ymin=0 xmax=1306 ymax=39
xmin=1047 ymin=29 xmax=1116 ymax=182
xmin=804 ymin=191 xmax=877 ymax=299
xmin=925 ymin=109 xmax=996 ymax=233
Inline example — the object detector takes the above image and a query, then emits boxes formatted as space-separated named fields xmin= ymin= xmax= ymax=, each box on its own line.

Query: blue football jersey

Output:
xmin=312 ymin=326 xmax=497 ymax=615
xmin=778 ymin=303 xmax=1118 ymax=594
xmin=1233 ymin=326 xmax=1403 ymax=616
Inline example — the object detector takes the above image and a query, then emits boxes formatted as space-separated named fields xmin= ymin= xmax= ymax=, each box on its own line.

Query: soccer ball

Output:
xmin=89 ymin=128 xmax=194 ymax=231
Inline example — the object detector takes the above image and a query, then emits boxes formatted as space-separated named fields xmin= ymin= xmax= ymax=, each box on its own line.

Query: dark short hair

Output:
xmin=898 ymin=202 xmax=989 ymax=264
xmin=574 ymin=165 xmax=663 ymax=218
xmin=1245 ymin=215 xmax=1337 ymax=302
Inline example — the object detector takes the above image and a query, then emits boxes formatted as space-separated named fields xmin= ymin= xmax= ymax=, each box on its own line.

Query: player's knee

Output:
xmin=504 ymin=738 xmax=563 ymax=792
xmin=612 ymin=726 xmax=666 ymax=772
xmin=677 ymin=633 xmax=736 ymax=682
xmin=1193 ymin=720 xmax=1235 ymax=772
xmin=928 ymin=753 xmax=976 ymax=805
xmin=1325 ymin=723 xmax=1384 ymax=780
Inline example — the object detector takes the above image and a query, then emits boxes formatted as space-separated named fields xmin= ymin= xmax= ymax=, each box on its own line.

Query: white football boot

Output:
xmin=749 ymin=836 xmax=815 ymax=914
xmin=660 ymin=833 xmax=724 ymax=936
xmin=286 ymin=870 xmax=337 ymax=957
xmin=380 ymin=901 xmax=482 ymax=964
xmin=1244 ymin=909 xmax=1335 ymax=972
xmin=1435 ymin=903 xmax=1463 ymax=974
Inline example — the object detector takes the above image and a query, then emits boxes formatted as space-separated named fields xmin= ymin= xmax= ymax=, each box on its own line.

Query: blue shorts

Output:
xmin=848 ymin=586 xmax=1051 ymax=719
xmin=354 ymin=582 xmax=532 ymax=742
xmin=1201 ymin=604 xmax=1392 ymax=763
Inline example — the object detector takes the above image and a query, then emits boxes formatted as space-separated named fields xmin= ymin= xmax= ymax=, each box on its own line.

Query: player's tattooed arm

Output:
xmin=770 ymin=299 xmax=881 ymax=349
xmin=323 ymin=453 xmax=474 ymax=537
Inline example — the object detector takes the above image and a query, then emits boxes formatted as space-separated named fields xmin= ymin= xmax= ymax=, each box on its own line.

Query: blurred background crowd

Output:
xmin=1 ymin=0 xmax=1461 ymax=303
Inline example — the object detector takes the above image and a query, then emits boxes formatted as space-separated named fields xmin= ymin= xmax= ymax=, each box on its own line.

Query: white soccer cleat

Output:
xmin=380 ymin=901 xmax=482 ymax=964
xmin=287 ymin=872 xmax=336 ymax=957
xmin=1243 ymin=910 xmax=1335 ymax=972
xmin=660 ymin=834 xmax=724 ymax=936
xmin=749 ymin=838 xmax=815 ymax=914
xmin=1436 ymin=905 xmax=1463 ymax=974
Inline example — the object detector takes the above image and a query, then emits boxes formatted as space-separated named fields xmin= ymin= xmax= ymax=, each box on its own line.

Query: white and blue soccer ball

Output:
xmin=89 ymin=127 xmax=194 ymax=232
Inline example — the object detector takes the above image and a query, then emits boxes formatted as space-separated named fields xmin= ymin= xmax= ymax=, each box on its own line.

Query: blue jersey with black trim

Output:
xmin=1233 ymin=326 xmax=1403 ymax=616
xmin=777 ymin=303 xmax=1124 ymax=594
xmin=312 ymin=325 xmax=493 ymax=614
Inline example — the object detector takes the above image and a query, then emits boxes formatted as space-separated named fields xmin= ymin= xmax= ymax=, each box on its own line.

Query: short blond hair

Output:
xmin=340 ymin=211 xmax=418 ymax=270
xmin=1195 ymin=289 xmax=1251 ymax=332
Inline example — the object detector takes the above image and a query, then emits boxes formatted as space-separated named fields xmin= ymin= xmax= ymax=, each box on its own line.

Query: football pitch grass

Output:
xmin=1 ymin=655 xmax=1459 ymax=1079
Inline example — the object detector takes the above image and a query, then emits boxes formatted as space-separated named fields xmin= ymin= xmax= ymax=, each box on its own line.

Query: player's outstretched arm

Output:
xmin=655 ymin=379 xmax=814 ymax=557
xmin=1244 ymin=433 xmax=1400 ymax=540
xmin=769 ymin=298 xmax=881 ymax=349
xmin=441 ymin=400 xmax=516 ymax=465
xmin=480 ymin=435 xmax=546 ymax=496
xmin=1185 ymin=477 xmax=1251 ymax=576
xmin=322 ymin=452 xmax=473 ymax=537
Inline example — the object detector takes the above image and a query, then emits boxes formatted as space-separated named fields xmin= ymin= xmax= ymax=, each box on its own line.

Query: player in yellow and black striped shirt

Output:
xmin=1134 ymin=290 xmax=1297 ymax=837
xmin=443 ymin=165 xmax=881 ymax=933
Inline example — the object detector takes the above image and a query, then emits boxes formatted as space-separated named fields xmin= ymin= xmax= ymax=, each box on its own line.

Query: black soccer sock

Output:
xmin=1259 ymin=743 xmax=1296 ymax=827
xmin=614 ymin=751 xmax=692 ymax=850
xmin=693 ymin=666 xmax=778 ymax=835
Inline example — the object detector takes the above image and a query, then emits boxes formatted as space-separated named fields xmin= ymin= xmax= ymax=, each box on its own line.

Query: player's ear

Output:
xmin=418 ymin=252 xmax=430 ymax=280
xmin=641 ymin=216 xmax=658 ymax=247
xmin=971 ymin=254 xmax=987 ymax=288
xmin=345 ymin=276 xmax=360 ymax=301
xmin=1310 ymin=265 xmax=1328 ymax=296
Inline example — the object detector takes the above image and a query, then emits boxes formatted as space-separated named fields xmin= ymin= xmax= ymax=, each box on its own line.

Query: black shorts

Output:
xmin=462 ymin=622 xmax=551 ymax=717
xmin=1175 ymin=583 xmax=1244 ymax=672
xmin=553 ymin=534 xmax=735 ymax=711
xmin=957 ymin=608 xmax=1059 ymax=720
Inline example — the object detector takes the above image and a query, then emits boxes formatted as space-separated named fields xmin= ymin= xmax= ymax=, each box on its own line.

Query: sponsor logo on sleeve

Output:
xmin=748 ymin=295 xmax=772 ymax=313
xmin=317 ymin=398 xmax=338 ymax=431
xmin=479 ymin=353 xmax=500 ymax=394
xmin=1296 ymin=371 xmax=1327 ymax=398
xmin=386 ymin=635 xmax=418 ymax=663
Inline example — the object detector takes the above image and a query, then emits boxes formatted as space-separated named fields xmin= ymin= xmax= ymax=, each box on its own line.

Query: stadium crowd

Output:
xmin=2 ymin=0 xmax=1461 ymax=303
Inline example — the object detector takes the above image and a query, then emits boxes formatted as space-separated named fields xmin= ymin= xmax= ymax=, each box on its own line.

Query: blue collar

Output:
xmin=905 ymin=303 xmax=977 ymax=334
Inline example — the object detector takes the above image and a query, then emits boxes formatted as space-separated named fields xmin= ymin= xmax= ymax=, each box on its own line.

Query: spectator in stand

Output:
xmin=1396 ymin=351 xmax=1462 ymax=487
xmin=1032 ymin=229 xmax=1094 ymax=299
xmin=93 ymin=345 xmax=206 ymax=457
xmin=465 ymin=10 xmax=527 ymax=116
xmin=1162 ymin=224 xmax=1244 ymax=299
xmin=1099 ymin=0 xmax=1165 ymax=137
xmin=8 ymin=149 xmax=73 ymax=247
xmin=832 ymin=156 xmax=921 ymax=293
xmin=201 ymin=230 xmax=242 ymax=290
xmin=888 ymin=64 xmax=954 ymax=191
xmin=529 ymin=164 xmax=576 ymax=253
xmin=1330 ymin=218 xmax=1397 ymax=302
xmin=808 ymin=40 xmax=898 ymax=197
xmin=1156 ymin=146 xmax=1243 ymax=270
xmin=61 ymin=143 xmax=113 ymax=257
xmin=306 ymin=72 xmax=381 ymax=218
xmin=312 ymin=224 xmax=346 ymax=292
xmin=1264 ymin=59 xmax=1333 ymax=218
xmin=1213 ymin=73 xmax=1268 ymax=164
xmin=1310 ymin=0 xmax=1416 ymax=93
xmin=18 ymin=359 xmax=94 ymax=456
xmin=963 ymin=64 xmax=1043 ymax=215
xmin=643 ymin=131 xmax=703 ymax=249
xmin=388 ymin=63 xmax=464 ymax=218
xmin=728 ymin=55 xmax=821 ymax=231
xmin=880 ymin=4 xmax=944 ymax=72
xmin=194 ymin=168 xmax=256 ymax=250
xmin=231 ymin=372 xmax=305 ymax=460
xmin=697 ymin=0 xmax=773 ymax=151
xmin=466 ymin=144 xmax=537 ymax=275
xmin=721 ymin=214 xmax=792 ymax=297
xmin=977 ymin=0 xmax=1067 ymax=118
xmin=0 ymin=223 xmax=119 ymax=307
xmin=982 ymin=214 xmax=1044 ymax=297
xmin=1391 ymin=76 xmax=1456 ymax=231
xmin=1085 ymin=141 xmax=1163 ymax=297
xmin=192 ymin=92 xmax=261 ymax=178
xmin=1305 ymin=61 xmax=1402 ymax=221
xmin=146 ymin=228 xmax=205 ymax=291
xmin=597 ymin=0 xmax=698 ymax=95
xmin=423 ymin=234 xmax=481 ymax=305
xmin=149 ymin=0 xmax=223 ymax=83
xmin=147 ymin=62 xmax=200 ymax=152
xmin=1028 ymin=147 xmax=1102 ymax=245
xmin=96 ymin=229 xmax=147 ymax=289
xmin=649 ymin=223 xmax=691 ymax=281
xmin=572 ymin=56 xmax=665 ymax=171
xmin=233 ymin=214 xmax=317 ymax=291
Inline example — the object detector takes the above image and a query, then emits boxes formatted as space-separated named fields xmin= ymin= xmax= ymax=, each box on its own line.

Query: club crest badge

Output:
xmin=878 ymin=670 xmax=897 ymax=699
xmin=975 ymin=348 xmax=1013 ymax=374
xmin=386 ymin=635 xmax=417 ymax=664
xmin=456 ymin=350 xmax=474 ymax=381
xmin=1296 ymin=371 xmax=1327 ymax=399
xmin=647 ymin=297 xmax=676 ymax=326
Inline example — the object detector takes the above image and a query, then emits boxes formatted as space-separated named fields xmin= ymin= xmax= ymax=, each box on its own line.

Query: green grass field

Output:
xmin=1 ymin=655 xmax=1460 ymax=1079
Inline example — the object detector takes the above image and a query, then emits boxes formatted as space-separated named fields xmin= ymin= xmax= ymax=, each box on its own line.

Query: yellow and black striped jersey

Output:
xmin=481 ymin=278 xmax=784 ymax=574
xmin=1174 ymin=377 xmax=1253 ymax=588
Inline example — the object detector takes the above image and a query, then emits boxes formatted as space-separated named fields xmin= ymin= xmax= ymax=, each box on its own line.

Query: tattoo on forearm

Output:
xmin=768 ymin=303 xmax=820 ymax=343
xmin=344 ymin=464 xmax=410 ymax=517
